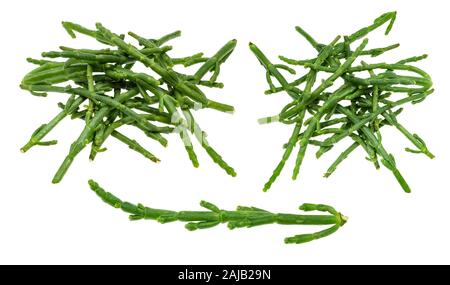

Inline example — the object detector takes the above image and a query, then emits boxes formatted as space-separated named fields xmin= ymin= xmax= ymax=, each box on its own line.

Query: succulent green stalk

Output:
xmin=21 ymin=96 xmax=85 ymax=152
xmin=181 ymin=109 xmax=236 ymax=176
xmin=89 ymin=180 xmax=347 ymax=244
xmin=193 ymin=39 xmax=237 ymax=83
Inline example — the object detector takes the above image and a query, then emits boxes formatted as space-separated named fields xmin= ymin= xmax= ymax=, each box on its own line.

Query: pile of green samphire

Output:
xmin=250 ymin=11 xmax=434 ymax=193
xmin=21 ymin=22 xmax=237 ymax=182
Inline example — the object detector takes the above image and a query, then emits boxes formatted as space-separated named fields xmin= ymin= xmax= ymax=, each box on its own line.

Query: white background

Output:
xmin=1 ymin=0 xmax=449 ymax=265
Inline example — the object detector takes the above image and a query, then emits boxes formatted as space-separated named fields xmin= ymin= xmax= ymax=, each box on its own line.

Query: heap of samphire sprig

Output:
xmin=20 ymin=22 xmax=237 ymax=183
xmin=250 ymin=12 xmax=434 ymax=193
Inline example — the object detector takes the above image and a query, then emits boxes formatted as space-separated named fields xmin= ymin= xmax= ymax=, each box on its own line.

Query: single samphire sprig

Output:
xmin=250 ymin=11 xmax=434 ymax=193
xmin=20 ymin=22 xmax=237 ymax=183
xmin=88 ymin=179 xmax=347 ymax=244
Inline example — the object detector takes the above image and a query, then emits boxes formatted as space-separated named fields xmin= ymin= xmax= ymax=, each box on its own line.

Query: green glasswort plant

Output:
xmin=89 ymin=179 xmax=347 ymax=244
xmin=250 ymin=11 xmax=434 ymax=193
xmin=20 ymin=22 xmax=237 ymax=183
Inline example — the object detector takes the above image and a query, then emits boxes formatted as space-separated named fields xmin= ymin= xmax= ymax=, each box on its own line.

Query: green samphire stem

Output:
xmin=89 ymin=180 xmax=347 ymax=244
